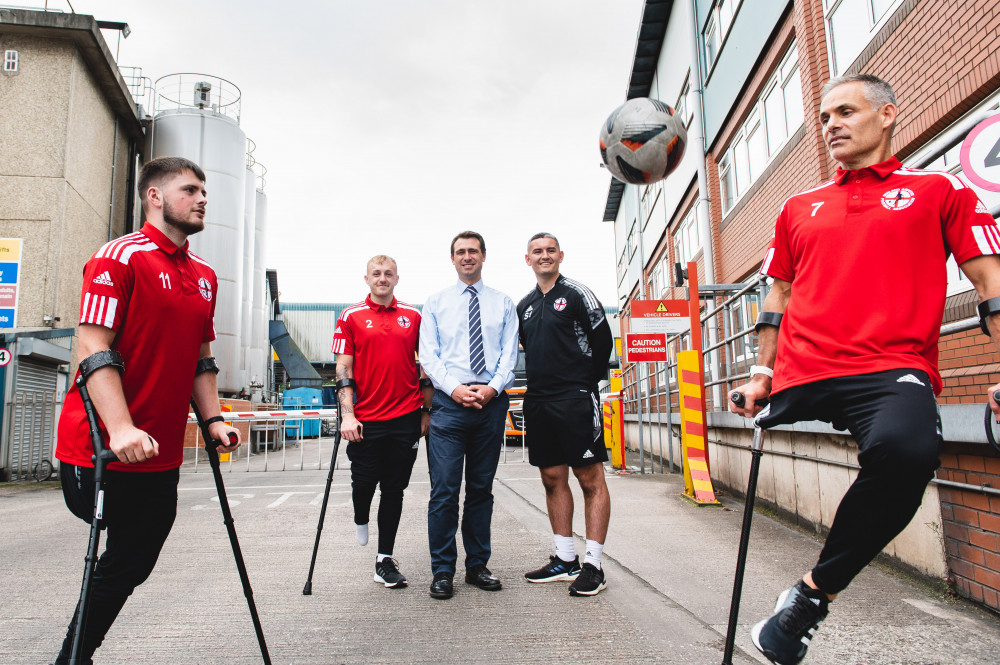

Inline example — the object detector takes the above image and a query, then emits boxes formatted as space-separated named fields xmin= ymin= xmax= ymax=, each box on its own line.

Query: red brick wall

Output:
xmin=938 ymin=446 xmax=1000 ymax=611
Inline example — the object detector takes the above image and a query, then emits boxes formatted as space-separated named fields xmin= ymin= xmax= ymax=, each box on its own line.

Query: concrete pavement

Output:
xmin=3 ymin=438 xmax=1000 ymax=664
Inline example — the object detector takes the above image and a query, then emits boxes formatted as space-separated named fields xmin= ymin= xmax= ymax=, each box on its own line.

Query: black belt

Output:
xmin=463 ymin=382 xmax=488 ymax=387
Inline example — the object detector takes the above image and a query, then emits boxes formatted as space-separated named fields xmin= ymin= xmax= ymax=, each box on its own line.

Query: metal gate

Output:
xmin=6 ymin=359 xmax=59 ymax=481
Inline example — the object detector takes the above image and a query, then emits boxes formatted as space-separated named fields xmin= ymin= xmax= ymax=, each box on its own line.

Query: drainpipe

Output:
xmin=107 ymin=117 xmax=120 ymax=242
xmin=688 ymin=0 xmax=722 ymax=407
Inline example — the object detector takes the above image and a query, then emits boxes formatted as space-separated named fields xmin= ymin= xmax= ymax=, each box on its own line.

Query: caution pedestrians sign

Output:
xmin=624 ymin=333 xmax=668 ymax=362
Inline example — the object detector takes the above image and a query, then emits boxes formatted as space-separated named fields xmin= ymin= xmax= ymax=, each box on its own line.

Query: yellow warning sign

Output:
xmin=655 ymin=301 xmax=668 ymax=312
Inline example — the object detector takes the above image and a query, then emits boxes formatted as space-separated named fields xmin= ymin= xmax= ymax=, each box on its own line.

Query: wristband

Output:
xmin=421 ymin=406 xmax=431 ymax=413
xmin=419 ymin=377 xmax=433 ymax=389
xmin=749 ymin=365 xmax=774 ymax=378
xmin=204 ymin=415 xmax=226 ymax=427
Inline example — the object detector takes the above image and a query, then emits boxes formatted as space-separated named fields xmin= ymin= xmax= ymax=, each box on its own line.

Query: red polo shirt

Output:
xmin=331 ymin=296 xmax=423 ymax=421
xmin=761 ymin=156 xmax=998 ymax=395
xmin=56 ymin=223 xmax=218 ymax=472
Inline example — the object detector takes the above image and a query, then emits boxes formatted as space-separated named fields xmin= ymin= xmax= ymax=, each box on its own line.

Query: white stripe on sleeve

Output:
xmin=760 ymin=248 xmax=776 ymax=274
xmin=973 ymin=226 xmax=998 ymax=254
xmin=102 ymin=297 xmax=118 ymax=328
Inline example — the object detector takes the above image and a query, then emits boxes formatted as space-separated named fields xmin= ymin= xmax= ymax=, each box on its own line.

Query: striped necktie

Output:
xmin=467 ymin=285 xmax=486 ymax=374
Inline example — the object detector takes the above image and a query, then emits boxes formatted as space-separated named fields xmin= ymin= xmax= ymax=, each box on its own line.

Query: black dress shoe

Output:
xmin=465 ymin=564 xmax=502 ymax=591
xmin=429 ymin=571 xmax=454 ymax=599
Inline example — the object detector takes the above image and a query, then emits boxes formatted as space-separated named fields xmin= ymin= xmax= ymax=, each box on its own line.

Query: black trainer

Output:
xmin=374 ymin=558 xmax=408 ymax=589
xmin=568 ymin=562 xmax=607 ymax=596
xmin=751 ymin=580 xmax=829 ymax=665
xmin=524 ymin=555 xmax=582 ymax=583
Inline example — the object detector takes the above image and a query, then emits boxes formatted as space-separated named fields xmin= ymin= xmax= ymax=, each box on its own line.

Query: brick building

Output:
xmin=606 ymin=0 xmax=1000 ymax=612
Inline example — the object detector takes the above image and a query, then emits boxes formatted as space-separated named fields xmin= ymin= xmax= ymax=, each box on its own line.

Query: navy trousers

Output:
xmin=426 ymin=389 xmax=509 ymax=575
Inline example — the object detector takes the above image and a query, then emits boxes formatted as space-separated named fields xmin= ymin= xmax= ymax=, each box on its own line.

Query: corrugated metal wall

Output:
xmin=281 ymin=303 xmax=351 ymax=364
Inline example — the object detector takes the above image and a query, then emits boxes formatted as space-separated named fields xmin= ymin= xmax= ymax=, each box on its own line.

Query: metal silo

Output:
xmin=250 ymin=170 xmax=269 ymax=398
xmin=151 ymin=73 xmax=245 ymax=394
xmin=240 ymin=148 xmax=257 ymax=391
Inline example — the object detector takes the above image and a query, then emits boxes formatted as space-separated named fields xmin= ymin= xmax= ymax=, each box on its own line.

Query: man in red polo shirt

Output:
xmin=332 ymin=255 xmax=430 ymax=589
xmin=53 ymin=157 xmax=240 ymax=665
xmin=732 ymin=74 xmax=1000 ymax=665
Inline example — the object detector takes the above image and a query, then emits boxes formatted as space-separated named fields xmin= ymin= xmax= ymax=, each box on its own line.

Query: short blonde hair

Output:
xmin=367 ymin=255 xmax=397 ymax=272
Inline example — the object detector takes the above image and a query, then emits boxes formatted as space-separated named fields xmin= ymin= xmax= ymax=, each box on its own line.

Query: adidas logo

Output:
xmin=582 ymin=450 xmax=594 ymax=459
xmin=92 ymin=271 xmax=114 ymax=286
xmin=897 ymin=374 xmax=925 ymax=387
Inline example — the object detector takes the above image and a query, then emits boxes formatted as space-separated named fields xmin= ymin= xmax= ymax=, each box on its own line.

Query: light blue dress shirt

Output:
xmin=419 ymin=279 xmax=519 ymax=397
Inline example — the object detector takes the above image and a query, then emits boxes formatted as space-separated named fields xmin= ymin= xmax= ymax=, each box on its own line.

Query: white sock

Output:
xmin=584 ymin=540 xmax=604 ymax=569
xmin=554 ymin=534 xmax=576 ymax=562
xmin=356 ymin=523 xmax=369 ymax=546
xmin=376 ymin=553 xmax=391 ymax=563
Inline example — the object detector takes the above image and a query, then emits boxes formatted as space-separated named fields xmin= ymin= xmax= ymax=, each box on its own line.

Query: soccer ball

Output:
xmin=599 ymin=98 xmax=687 ymax=184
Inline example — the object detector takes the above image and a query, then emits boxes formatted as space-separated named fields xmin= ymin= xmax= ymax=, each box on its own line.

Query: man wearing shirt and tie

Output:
xmin=419 ymin=230 xmax=520 ymax=600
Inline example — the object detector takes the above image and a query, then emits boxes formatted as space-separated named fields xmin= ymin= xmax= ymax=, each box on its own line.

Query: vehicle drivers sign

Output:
xmin=624 ymin=333 xmax=668 ymax=362
xmin=961 ymin=114 xmax=1000 ymax=192
xmin=629 ymin=299 xmax=690 ymax=334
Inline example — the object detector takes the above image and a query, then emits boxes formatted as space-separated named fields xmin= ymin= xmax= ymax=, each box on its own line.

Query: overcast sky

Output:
xmin=68 ymin=0 xmax=642 ymax=307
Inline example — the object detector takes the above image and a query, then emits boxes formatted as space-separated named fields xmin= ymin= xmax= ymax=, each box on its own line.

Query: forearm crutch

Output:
xmin=721 ymin=392 xmax=769 ymax=665
xmin=190 ymin=395 xmax=272 ymax=665
xmin=302 ymin=379 xmax=351 ymax=595
xmin=69 ymin=351 xmax=125 ymax=665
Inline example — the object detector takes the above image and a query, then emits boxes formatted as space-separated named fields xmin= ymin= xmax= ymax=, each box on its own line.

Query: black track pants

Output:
xmin=55 ymin=464 xmax=179 ymax=664
xmin=346 ymin=409 xmax=421 ymax=555
xmin=760 ymin=368 xmax=942 ymax=594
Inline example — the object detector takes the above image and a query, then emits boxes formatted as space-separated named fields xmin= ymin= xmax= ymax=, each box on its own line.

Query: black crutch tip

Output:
xmin=302 ymin=583 xmax=312 ymax=596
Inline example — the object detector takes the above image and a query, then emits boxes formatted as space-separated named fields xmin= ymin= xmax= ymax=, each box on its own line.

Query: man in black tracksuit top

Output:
xmin=517 ymin=232 xmax=614 ymax=596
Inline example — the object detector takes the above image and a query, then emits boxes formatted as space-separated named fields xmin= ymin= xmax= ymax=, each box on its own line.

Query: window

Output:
xmin=825 ymin=0 xmax=904 ymax=75
xmin=719 ymin=42 xmax=805 ymax=214
xmin=3 ymin=50 xmax=17 ymax=74
xmin=703 ymin=0 xmax=744 ymax=71
xmin=673 ymin=207 xmax=701 ymax=265
xmin=627 ymin=222 xmax=637 ymax=260
xmin=675 ymin=75 xmax=693 ymax=129
xmin=704 ymin=17 xmax=720 ymax=69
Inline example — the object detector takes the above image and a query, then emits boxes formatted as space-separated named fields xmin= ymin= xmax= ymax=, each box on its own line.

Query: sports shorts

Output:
xmin=523 ymin=392 xmax=608 ymax=468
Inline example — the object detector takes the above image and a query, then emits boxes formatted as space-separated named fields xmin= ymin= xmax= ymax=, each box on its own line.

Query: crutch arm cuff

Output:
xmin=754 ymin=311 xmax=783 ymax=333
xmin=196 ymin=357 xmax=221 ymax=375
xmin=78 ymin=350 xmax=125 ymax=383
xmin=203 ymin=415 xmax=226 ymax=427
xmin=335 ymin=378 xmax=357 ymax=392
xmin=979 ymin=297 xmax=1000 ymax=336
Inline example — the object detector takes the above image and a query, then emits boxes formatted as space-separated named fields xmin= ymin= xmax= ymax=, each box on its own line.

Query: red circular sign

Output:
xmin=960 ymin=114 xmax=1000 ymax=193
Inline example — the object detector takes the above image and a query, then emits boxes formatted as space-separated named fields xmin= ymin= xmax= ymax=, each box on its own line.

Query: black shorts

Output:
xmin=759 ymin=367 xmax=942 ymax=462
xmin=523 ymin=393 xmax=608 ymax=468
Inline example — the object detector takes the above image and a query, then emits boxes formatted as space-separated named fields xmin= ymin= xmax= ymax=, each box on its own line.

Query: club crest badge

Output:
xmin=553 ymin=297 xmax=567 ymax=311
xmin=397 ymin=315 xmax=411 ymax=329
xmin=881 ymin=188 xmax=915 ymax=211
xmin=198 ymin=277 xmax=213 ymax=302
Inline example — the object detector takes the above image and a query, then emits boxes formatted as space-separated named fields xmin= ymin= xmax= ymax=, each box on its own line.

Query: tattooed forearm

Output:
xmin=335 ymin=366 xmax=355 ymax=414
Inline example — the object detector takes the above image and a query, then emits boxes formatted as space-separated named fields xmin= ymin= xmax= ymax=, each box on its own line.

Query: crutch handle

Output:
xmin=992 ymin=390 xmax=1000 ymax=404
xmin=205 ymin=432 xmax=239 ymax=450
xmin=730 ymin=392 xmax=769 ymax=409
xmin=95 ymin=449 xmax=118 ymax=464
